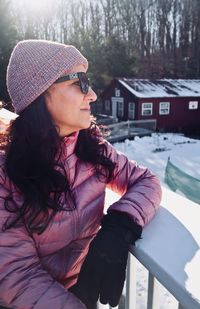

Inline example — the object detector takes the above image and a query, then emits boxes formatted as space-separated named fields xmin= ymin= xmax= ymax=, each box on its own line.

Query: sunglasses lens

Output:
xmin=79 ymin=73 xmax=89 ymax=94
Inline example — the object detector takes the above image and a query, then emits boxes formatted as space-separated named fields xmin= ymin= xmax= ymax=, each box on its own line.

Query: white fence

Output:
xmin=102 ymin=120 xmax=157 ymax=143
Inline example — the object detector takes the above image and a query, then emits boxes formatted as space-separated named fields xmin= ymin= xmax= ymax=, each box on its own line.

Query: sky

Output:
xmin=12 ymin=0 xmax=53 ymax=11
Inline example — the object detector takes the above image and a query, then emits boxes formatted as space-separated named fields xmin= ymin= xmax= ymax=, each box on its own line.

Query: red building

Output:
xmin=99 ymin=78 xmax=200 ymax=133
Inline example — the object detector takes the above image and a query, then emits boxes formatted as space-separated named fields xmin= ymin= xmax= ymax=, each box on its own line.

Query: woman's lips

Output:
xmin=80 ymin=107 xmax=90 ymax=111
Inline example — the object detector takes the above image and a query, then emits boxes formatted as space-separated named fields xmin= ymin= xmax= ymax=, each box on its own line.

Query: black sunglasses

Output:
xmin=54 ymin=72 xmax=90 ymax=94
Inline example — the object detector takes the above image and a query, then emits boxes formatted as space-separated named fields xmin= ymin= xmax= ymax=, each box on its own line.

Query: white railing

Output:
xmin=98 ymin=187 xmax=200 ymax=309
xmin=101 ymin=119 xmax=157 ymax=143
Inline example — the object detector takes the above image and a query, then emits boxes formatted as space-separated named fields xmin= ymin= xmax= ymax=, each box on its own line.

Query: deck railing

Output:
xmin=97 ymin=187 xmax=200 ymax=309
xmin=101 ymin=119 xmax=157 ymax=143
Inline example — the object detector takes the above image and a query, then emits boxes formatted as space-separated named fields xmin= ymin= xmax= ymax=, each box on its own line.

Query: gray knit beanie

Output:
xmin=6 ymin=40 xmax=88 ymax=114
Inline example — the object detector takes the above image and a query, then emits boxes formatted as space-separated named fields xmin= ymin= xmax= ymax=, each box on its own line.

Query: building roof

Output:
xmin=118 ymin=78 xmax=200 ymax=98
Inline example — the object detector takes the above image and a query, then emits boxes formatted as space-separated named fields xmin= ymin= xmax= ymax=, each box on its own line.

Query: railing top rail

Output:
xmin=108 ymin=119 xmax=157 ymax=129
xmin=130 ymin=186 xmax=200 ymax=309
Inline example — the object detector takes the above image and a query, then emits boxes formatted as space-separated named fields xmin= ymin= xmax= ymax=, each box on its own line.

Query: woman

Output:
xmin=0 ymin=40 xmax=162 ymax=309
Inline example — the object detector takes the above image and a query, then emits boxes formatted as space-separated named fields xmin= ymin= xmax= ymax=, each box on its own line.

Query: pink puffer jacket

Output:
xmin=0 ymin=133 xmax=161 ymax=309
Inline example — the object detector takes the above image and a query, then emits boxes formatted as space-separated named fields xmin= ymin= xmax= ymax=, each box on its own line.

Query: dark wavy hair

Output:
xmin=2 ymin=94 xmax=116 ymax=234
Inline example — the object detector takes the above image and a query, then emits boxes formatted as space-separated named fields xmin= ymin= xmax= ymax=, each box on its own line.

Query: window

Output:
xmin=159 ymin=102 xmax=170 ymax=115
xmin=188 ymin=101 xmax=198 ymax=110
xmin=105 ymin=100 xmax=110 ymax=112
xmin=115 ymin=88 xmax=120 ymax=97
xmin=142 ymin=103 xmax=153 ymax=116
xmin=117 ymin=101 xmax=124 ymax=117
xmin=128 ymin=102 xmax=135 ymax=119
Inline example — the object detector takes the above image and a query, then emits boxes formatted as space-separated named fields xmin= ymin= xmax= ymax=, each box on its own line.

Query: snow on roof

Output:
xmin=118 ymin=78 xmax=200 ymax=98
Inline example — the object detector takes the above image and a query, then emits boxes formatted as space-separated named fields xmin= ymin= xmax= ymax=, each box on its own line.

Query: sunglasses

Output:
xmin=54 ymin=72 xmax=90 ymax=94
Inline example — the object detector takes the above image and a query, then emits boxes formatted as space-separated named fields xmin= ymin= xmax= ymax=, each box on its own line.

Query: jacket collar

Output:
xmin=61 ymin=131 xmax=79 ymax=157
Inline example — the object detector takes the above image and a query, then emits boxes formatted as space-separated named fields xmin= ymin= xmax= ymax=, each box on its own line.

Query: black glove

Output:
xmin=70 ymin=212 xmax=142 ymax=307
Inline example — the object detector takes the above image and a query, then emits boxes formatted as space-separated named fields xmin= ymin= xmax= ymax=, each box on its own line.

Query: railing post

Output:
xmin=127 ymin=120 xmax=130 ymax=138
xmin=125 ymin=253 xmax=137 ymax=309
xmin=147 ymin=273 xmax=160 ymax=309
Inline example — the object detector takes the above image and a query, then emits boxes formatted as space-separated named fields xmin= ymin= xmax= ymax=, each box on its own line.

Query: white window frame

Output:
xmin=142 ymin=102 xmax=153 ymax=116
xmin=105 ymin=100 xmax=110 ymax=112
xmin=159 ymin=102 xmax=170 ymax=115
xmin=117 ymin=101 xmax=124 ymax=117
xmin=115 ymin=88 xmax=120 ymax=97
xmin=188 ymin=101 xmax=198 ymax=110
xmin=128 ymin=102 xmax=135 ymax=119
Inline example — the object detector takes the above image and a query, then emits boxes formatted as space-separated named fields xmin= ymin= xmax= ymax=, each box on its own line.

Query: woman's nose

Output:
xmin=87 ymin=87 xmax=97 ymax=102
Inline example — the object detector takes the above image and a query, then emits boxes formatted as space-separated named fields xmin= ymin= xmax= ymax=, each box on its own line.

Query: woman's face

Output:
xmin=45 ymin=64 xmax=97 ymax=137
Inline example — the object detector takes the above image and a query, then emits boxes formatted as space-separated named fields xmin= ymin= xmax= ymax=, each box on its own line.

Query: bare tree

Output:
xmin=7 ymin=0 xmax=200 ymax=91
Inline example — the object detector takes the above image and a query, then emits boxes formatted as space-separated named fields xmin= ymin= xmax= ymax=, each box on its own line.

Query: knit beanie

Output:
xmin=6 ymin=40 xmax=88 ymax=114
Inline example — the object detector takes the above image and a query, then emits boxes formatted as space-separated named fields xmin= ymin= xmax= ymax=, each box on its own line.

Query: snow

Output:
xmin=105 ymin=133 xmax=200 ymax=308
xmin=118 ymin=79 xmax=200 ymax=98
xmin=0 ymin=108 xmax=17 ymax=120
xmin=0 ymin=108 xmax=18 ymax=132
xmin=114 ymin=133 xmax=200 ymax=181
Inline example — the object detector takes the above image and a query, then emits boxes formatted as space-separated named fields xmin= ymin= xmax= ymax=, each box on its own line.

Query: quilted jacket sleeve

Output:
xmin=0 ymin=166 xmax=86 ymax=309
xmin=105 ymin=141 xmax=162 ymax=227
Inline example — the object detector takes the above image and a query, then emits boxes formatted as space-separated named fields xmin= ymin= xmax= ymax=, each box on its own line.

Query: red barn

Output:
xmin=98 ymin=79 xmax=200 ymax=133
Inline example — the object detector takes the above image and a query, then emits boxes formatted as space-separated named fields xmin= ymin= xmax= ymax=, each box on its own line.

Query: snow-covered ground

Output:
xmin=105 ymin=133 xmax=200 ymax=309
xmin=114 ymin=133 xmax=200 ymax=182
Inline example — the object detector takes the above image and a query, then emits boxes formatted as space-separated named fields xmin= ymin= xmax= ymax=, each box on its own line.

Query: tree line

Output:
xmin=1 ymin=0 xmax=200 ymax=110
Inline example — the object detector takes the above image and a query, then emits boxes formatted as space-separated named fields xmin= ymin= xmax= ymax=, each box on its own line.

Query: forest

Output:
xmin=1 ymin=0 xmax=200 ymax=110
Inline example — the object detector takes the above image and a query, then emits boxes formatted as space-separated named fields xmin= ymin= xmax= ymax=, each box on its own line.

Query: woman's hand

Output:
xmin=70 ymin=212 xmax=142 ymax=307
